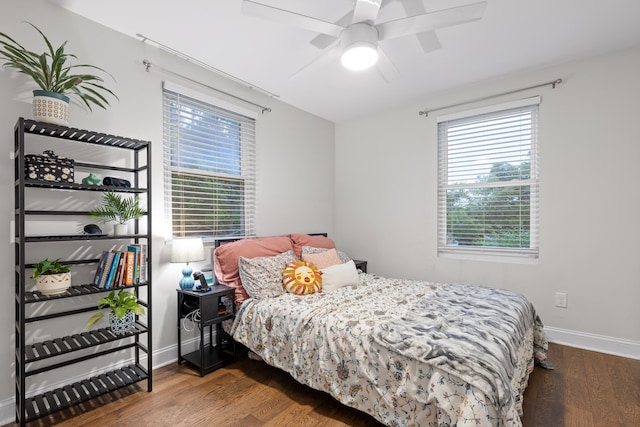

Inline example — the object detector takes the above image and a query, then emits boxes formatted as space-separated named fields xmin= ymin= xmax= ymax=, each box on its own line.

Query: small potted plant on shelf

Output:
xmin=86 ymin=289 xmax=145 ymax=335
xmin=89 ymin=191 xmax=146 ymax=235
xmin=31 ymin=258 xmax=71 ymax=295
xmin=0 ymin=22 xmax=118 ymax=126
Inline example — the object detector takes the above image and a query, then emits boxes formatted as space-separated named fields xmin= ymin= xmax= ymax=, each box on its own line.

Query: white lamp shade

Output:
xmin=170 ymin=237 xmax=205 ymax=263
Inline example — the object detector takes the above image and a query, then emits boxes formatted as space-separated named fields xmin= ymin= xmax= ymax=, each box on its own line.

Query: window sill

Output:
xmin=438 ymin=249 xmax=539 ymax=264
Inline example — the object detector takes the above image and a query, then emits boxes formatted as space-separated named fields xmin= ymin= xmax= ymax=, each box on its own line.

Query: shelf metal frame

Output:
xmin=13 ymin=117 xmax=153 ymax=425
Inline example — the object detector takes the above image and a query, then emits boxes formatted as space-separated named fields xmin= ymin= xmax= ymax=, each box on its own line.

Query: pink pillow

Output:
xmin=289 ymin=233 xmax=335 ymax=259
xmin=302 ymin=247 xmax=341 ymax=269
xmin=213 ymin=236 xmax=294 ymax=304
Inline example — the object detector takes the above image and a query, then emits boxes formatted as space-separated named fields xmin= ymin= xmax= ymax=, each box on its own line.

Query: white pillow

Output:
xmin=321 ymin=260 xmax=359 ymax=292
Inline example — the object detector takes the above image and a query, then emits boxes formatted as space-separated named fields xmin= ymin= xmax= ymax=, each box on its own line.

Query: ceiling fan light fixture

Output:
xmin=340 ymin=22 xmax=379 ymax=71
xmin=341 ymin=42 xmax=378 ymax=70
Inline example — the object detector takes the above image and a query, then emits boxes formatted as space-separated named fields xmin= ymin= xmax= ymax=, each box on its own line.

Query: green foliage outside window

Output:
xmin=446 ymin=161 xmax=531 ymax=249
xmin=171 ymin=172 xmax=245 ymax=237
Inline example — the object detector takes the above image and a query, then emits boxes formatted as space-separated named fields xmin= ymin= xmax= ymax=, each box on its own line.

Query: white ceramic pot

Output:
xmin=35 ymin=272 xmax=71 ymax=296
xmin=114 ymin=223 xmax=128 ymax=236
xmin=32 ymin=90 xmax=69 ymax=126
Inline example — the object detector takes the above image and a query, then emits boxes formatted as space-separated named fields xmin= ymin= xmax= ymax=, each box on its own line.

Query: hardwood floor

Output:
xmin=6 ymin=343 xmax=639 ymax=426
xmin=520 ymin=343 xmax=640 ymax=426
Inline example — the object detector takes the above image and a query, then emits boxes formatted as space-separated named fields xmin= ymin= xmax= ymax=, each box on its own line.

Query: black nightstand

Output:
xmin=353 ymin=259 xmax=367 ymax=273
xmin=177 ymin=285 xmax=236 ymax=376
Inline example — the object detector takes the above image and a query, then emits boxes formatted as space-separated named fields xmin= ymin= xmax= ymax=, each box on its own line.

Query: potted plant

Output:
xmin=86 ymin=289 xmax=145 ymax=335
xmin=0 ymin=22 xmax=118 ymax=126
xmin=31 ymin=258 xmax=71 ymax=295
xmin=89 ymin=191 xmax=146 ymax=235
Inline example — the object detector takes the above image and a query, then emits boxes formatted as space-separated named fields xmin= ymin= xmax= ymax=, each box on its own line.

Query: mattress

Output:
xmin=231 ymin=272 xmax=548 ymax=426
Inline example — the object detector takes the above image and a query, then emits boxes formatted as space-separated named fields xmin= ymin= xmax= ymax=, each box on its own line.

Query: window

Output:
xmin=163 ymin=83 xmax=256 ymax=239
xmin=437 ymin=97 xmax=539 ymax=260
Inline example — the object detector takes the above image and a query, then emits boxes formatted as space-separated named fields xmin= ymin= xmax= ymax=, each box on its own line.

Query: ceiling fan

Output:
xmin=241 ymin=0 xmax=487 ymax=80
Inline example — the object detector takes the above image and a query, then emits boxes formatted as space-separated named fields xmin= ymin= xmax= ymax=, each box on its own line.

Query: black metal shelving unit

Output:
xmin=13 ymin=118 xmax=152 ymax=425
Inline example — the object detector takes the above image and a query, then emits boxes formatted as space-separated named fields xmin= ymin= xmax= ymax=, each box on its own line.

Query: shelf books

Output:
xmin=125 ymin=251 xmax=135 ymax=286
xmin=93 ymin=251 xmax=110 ymax=287
xmin=127 ymin=244 xmax=148 ymax=284
xmin=104 ymin=251 xmax=120 ymax=289
xmin=92 ymin=246 xmax=147 ymax=289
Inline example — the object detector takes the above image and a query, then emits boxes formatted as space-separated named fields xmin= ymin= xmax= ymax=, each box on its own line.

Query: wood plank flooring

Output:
xmin=6 ymin=343 xmax=639 ymax=427
xmin=520 ymin=343 xmax=640 ymax=426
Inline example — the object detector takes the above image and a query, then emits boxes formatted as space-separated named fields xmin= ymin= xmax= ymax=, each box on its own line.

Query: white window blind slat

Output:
xmin=437 ymin=100 xmax=539 ymax=259
xmin=163 ymin=86 xmax=256 ymax=239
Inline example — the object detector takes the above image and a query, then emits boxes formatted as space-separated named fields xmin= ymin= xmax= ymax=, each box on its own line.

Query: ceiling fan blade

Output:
xmin=397 ymin=0 xmax=442 ymax=53
xmin=376 ymin=1 xmax=487 ymax=41
xmin=375 ymin=45 xmax=400 ymax=84
xmin=289 ymin=41 xmax=341 ymax=79
xmin=310 ymin=34 xmax=339 ymax=49
xmin=416 ymin=30 xmax=442 ymax=53
xmin=242 ymin=0 xmax=344 ymax=37
xmin=352 ymin=0 xmax=383 ymax=24
xmin=309 ymin=10 xmax=353 ymax=49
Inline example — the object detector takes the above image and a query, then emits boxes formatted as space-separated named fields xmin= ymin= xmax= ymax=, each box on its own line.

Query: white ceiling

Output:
xmin=48 ymin=0 xmax=640 ymax=122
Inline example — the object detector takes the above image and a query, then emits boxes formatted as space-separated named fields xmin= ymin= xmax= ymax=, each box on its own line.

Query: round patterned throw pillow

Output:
xmin=282 ymin=260 xmax=322 ymax=295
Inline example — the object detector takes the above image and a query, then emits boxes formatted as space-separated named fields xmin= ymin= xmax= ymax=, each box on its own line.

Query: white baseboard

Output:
xmin=545 ymin=326 xmax=640 ymax=360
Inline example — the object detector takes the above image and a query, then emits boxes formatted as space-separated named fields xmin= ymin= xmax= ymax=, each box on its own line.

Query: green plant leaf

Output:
xmin=89 ymin=192 xmax=146 ymax=224
xmin=86 ymin=312 xmax=103 ymax=327
xmin=0 ymin=22 xmax=117 ymax=108
xmin=86 ymin=289 xmax=144 ymax=326
xmin=31 ymin=258 xmax=71 ymax=279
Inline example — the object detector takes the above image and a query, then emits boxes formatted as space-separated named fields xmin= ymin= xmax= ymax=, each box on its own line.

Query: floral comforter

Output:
xmin=231 ymin=273 xmax=548 ymax=427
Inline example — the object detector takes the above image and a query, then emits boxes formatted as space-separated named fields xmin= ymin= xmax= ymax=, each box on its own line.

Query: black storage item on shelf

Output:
xmin=102 ymin=176 xmax=131 ymax=187
xmin=25 ymin=150 xmax=74 ymax=183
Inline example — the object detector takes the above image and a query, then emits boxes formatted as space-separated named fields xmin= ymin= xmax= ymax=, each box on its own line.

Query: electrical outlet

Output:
xmin=555 ymin=292 xmax=568 ymax=308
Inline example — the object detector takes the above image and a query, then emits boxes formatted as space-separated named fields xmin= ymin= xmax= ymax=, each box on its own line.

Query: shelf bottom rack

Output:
xmin=20 ymin=363 xmax=149 ymax=423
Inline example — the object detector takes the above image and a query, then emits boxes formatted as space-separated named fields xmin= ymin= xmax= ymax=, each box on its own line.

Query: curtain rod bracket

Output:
xmin=137 ymin=33 xmax=278 ymax=99
xmin=142 ymin=59 xmax=272 ymax=113
xmin=419 ymin=78 xmax=563 ymax=117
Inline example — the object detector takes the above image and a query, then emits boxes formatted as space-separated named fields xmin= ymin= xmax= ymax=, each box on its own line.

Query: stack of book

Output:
xmin=92 ymin=244 xmax=147 ymax=289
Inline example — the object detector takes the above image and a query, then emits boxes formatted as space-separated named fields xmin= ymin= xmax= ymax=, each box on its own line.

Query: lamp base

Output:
xmin=179 ymin=264 xmax=194 ymax=290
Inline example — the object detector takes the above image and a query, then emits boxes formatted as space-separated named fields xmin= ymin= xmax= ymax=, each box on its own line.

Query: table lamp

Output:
xmin=170 ymin=237 xmax=205 ymax=289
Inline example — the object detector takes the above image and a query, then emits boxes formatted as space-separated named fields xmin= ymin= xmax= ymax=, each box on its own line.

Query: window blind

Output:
xmin=163 ymin=86 xmax=256 ymax=239
xmin=437 ymin=98 xmax=539 ymax=259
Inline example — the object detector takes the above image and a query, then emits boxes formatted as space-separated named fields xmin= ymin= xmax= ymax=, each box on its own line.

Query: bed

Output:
xmin=213 ymin=234 xmax=548 ymax=427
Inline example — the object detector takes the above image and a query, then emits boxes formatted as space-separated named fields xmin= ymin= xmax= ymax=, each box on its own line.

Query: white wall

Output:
xmin=2 ymin=0 xmax=638 ymax=423
xmin=0 ymin=0 xmax=334 ymax=420
xmin=335 ymin=46 xmax=640 ymax=358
